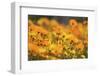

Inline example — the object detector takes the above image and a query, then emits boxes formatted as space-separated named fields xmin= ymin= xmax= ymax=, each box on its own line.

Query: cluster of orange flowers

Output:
xmin=28 ymin=17 xmax=88 ymax=60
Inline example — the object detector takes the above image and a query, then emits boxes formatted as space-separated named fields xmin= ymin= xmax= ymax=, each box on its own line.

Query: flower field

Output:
xmin=28 ymin=15 xmax=88 ymax=60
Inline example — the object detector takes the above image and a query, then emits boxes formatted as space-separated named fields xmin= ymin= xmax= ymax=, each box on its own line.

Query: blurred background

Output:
xmin=28 ymin=15 xmax=88 ymax=25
